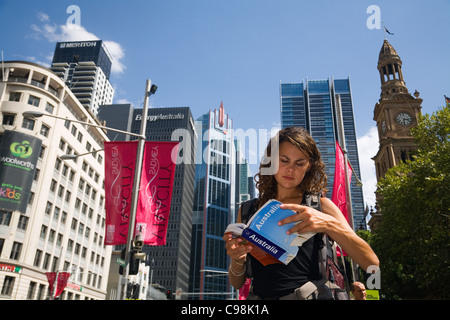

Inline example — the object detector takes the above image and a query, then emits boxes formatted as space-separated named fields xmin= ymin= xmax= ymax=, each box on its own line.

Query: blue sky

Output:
xmin=1 ymin=0 xmax=449 ymax=210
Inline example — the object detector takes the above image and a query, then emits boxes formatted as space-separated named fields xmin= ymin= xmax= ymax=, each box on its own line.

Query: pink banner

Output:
xmin=137 ymin=141 xmax=179 ymax=245
xmin=104 ymin=141 xmax=138 ymax=245
xmin=331 ymin=141 xmax=352 ymax=223
xmin=54 ymin=272 xmax=70 ymax=298
xmin=46 ymin=272 xmax=56 ymax=295
xmin=331 ymin=141 xmax=352 ymax=257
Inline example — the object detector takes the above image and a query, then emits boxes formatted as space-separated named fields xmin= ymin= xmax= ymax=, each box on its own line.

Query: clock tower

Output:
xmin=370 ymin=39 xmax=422 ymax=229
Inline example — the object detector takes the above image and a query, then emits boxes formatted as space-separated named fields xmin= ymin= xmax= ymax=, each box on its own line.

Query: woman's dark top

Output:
xmin=249 ymin=233 xmax=322 ymax=299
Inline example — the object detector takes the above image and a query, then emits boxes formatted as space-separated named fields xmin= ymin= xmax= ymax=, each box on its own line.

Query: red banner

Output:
xmin=331 ymin=141 xmax=353 ymax=257
xmin=331 ymin=141 xmax=352 ymax=224
xmin=54 ymin=272 xmax=70 ymax=298
xmin=104 ymin=141 xmax=178 ymax=246
xmin=46 ymin=272 xmax=56 ymax=295
xmin=104 ymin=141 xmax=138 ymax=245
xmin=137 ymin=141 xmax=179 ymax=245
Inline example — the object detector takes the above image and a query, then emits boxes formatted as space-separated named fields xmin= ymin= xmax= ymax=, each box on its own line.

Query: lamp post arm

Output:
xmin=24 ymin=112 xmax=145 ymax=139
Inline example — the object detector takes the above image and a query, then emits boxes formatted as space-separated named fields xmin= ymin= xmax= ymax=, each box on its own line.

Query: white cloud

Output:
xmin=37 ymin=12 xmax=50 ymax=22
xmin=30 ymin=14 xmax=126 ymax=75
xmin=357 ymin=126 xmax=379 ymax=211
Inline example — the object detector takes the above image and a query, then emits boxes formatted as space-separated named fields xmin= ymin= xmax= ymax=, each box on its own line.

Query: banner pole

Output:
xmin=121 ymin=79 xmax=152 ymax=300
xmin=335 ymin=94 xmax=357 ymax=282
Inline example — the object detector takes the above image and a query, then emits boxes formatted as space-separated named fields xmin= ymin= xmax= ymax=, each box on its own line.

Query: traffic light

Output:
xmin=126 ymin=283 xmax=140 ymax=300
xmin=129 ymin=249 xmax=140 ymax=275
xmin=166 ymin=289 xmax=174 ymax=300
xmin=129 ymin=236 xmax=146 ymax=275
xmin=118 ymin=248 xmax=126 ymax=275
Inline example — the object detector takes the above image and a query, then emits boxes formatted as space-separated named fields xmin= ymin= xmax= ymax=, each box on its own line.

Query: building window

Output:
xmin=71 ymin=218 xmax=77 ymax=231
xmin=71 ymin=125 xmax=77 ymax=136
xmin=28 ymin=95 xmax=40 ymax=107
xmin=40 ymin=124 xmax=50 ymax=137
xmin=17 ymin=215 xmax=29 ymax=230
xmin=27 ymin=282 xmax=37 ymax=300
xmin=22 ymin=118 xmax=35 ymax=130
xmin=0 ymin=210 xmax=12 ymax=226
xmin=1 ymin=276 xmax=15 ymax=296
xmin=9 ymin=241 xmax=22 ymax=260
xmin=61 ymin=211 xmax=67 ymax=224
xmin=45 ymin=102 xmax=54 ymax=114
xmin=50 ymin=179 xmax=57 ymax=192
xmin=59 ymin=139 xmax=66 ymax=151
xmin=9 ymin=92 xmax=22 ymax=102
xmin=40 ymin=225 xmax=48 ymax=240
xmin=45 ymin=201 xmax=52 ymax=215
xmin=33 ymin=250 xmax=43 ymax=267
xmin=39 ymin=146 xmax=46 ymax=159
xmin=2 ymin=114 xmax=15 ymax=126
xmin=55 ymin=158 xmax=62 ymax=171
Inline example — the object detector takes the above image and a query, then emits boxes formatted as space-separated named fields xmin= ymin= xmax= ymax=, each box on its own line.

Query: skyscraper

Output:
xmin=51 ymin=40 xmax=114 ymax=117
xmin=190 ymin=102 xmax=235 ymax=299
xmin=280 ymin=77 xmax=366 ymax=229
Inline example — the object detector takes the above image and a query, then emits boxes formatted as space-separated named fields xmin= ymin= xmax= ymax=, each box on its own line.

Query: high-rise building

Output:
xmin=369 ymin=40 xmax=422 ymax=230
xmin=98 ymin=105 xmax=196 ymax=297
xmin=280 ymin=77 xmax=366 ymax=229
xmin=234 ymin=139 xmax=252 ymax=206
xmin=190 ymin=102 xmax=235 ymax=300
xmin=0 ymin=61 xmax=112 ymax=300
xmin=51 ymin=40 xmax=114 ymax=117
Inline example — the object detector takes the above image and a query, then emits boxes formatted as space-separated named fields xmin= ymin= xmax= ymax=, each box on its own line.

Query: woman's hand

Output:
xmin=277 ymin=203 xmax=338 ymax=235
xmin=278 ymin=199 xmax=379 ymax=271
xmin=223 ymin=233 xmax=253 ymax=262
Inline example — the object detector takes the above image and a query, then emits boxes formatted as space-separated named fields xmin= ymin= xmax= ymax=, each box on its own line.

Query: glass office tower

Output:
xmin=190 ymin=103 xmax=235 ymax=299
xmin=280 ymin=78 xmax=366 ymax=230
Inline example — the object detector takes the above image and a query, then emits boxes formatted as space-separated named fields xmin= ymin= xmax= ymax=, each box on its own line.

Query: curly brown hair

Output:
xmin=254 ymin=127 xmax=327 ymax=208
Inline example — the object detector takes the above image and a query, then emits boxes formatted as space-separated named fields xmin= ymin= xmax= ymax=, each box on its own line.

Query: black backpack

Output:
xmin=239 ymin=193 xmax=349 ymax=300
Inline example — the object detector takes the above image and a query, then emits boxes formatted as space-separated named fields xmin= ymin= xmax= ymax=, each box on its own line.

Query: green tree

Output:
xmin=372 ymin=104 xmax=450 ymax=299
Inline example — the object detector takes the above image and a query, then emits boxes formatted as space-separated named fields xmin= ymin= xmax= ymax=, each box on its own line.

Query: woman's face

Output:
xmin=274 ymin=142 xmax=311 ymax=191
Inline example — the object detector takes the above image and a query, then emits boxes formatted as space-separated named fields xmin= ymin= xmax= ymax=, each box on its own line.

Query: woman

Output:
xmin=223 ymin=127 xmax=379 ymax=300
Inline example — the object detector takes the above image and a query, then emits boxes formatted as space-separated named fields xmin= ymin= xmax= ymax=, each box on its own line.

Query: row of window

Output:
xmin=6 ymin=91 xmax=104 ymax=161
xmin=1 ymin=275 xmax=100 ymax=300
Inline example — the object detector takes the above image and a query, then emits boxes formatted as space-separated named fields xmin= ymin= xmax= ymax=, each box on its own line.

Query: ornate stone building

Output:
xmin=369 ymin=39 xmax=422 ymax=230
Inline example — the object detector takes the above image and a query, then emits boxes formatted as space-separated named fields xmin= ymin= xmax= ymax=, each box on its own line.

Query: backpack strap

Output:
xmin=239 ymin=198 xmax=258 ymax=224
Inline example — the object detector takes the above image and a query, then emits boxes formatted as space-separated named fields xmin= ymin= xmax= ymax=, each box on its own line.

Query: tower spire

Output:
xmin=377 ymin=39 xmax=408 ymax=98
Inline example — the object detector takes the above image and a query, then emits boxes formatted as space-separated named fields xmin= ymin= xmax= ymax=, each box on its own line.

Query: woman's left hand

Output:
xmin=277 ymin=203 xmax=338 ymax=235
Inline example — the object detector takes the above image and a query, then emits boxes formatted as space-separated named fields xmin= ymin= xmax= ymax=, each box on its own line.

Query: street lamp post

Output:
xmin=119 ymin=79 xmax=154 ymax=299
xmin=23 ymin=79 xmax=157 ymax=300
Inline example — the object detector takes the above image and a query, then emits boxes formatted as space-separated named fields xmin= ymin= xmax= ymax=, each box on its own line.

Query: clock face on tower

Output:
xmin=395 ymin=112 xmax=412 ymax=126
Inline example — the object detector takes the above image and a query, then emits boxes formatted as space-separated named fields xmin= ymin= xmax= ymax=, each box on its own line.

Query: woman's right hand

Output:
xmin=223 ymin=233 xmax=253 ymax=262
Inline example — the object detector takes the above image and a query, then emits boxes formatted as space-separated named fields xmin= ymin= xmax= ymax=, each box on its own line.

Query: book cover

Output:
xmin=225 ymin=199 xmax=315 ymax=265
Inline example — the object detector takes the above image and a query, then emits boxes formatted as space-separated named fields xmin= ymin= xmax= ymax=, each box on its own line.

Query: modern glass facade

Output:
xmin=190 ymin=105 xmax=235 ymax=299
xmin=280 ymin=78 xmax=366 ymax=230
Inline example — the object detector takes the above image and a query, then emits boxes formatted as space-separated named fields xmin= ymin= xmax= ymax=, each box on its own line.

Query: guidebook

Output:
xmin=225 ymin=199 xmax=315 ymax=266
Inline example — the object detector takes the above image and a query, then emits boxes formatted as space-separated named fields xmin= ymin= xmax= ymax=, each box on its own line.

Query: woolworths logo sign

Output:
xmin=0 ymin=131 xmax=42 ymax=213
xmin=10 ymin=141 xmax=33 ymax=159
xmin=1 ymin=140 xmax=35 ymax=170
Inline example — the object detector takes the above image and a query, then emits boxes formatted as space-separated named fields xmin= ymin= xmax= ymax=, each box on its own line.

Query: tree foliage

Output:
xmin=372 ymin=104 xmax=450 ymax=299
